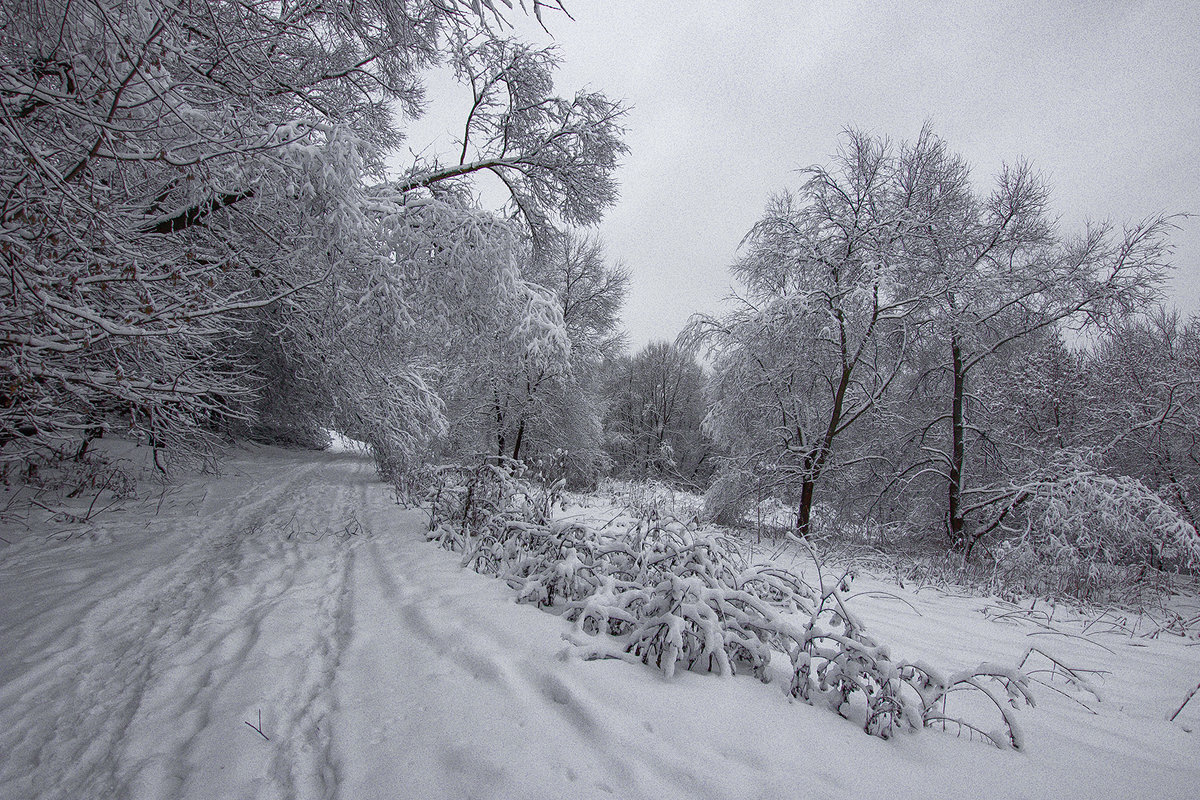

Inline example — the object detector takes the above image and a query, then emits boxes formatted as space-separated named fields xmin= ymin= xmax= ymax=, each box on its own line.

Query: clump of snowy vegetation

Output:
xmin=1 ymin=444 xmax=143 ymax=529
xmin=765 ymin=460 xmax=1200 ymax=607
xmin=1012 ymin=465 xmax=1200 ymax=568
xmin=958 ymin=467 xmax=1200 ymax=604
xmin=593 ymin=478 xmax=705 ymax=523
xmin=428 ymin=462 xmax=1035 ymax=747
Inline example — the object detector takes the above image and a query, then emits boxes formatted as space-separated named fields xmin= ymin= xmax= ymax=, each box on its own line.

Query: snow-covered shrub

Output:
xmin=53 ymin=454 xmax=138 ymax=502
xmin=785 ymin=560 xmax=1032 ymax=746
xmin=566 ymin=522 xmax=787 ymax=680
xmin=1025 ymin=469 xmax=1200 ymax=570
xmin=978 ymin=465 xmax=1200 ymax=602
xmin=427 ymin=463 xmax=1036 ymax=747
xmin=702 ymin=467 xmax=757 ymax=527
xmin=426 ymin=459 xmax=562 ymax=551
xmin=597 ymin=478 xmax=704 ymax=523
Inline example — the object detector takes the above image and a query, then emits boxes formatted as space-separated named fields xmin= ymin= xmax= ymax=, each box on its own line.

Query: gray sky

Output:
xmin=404 ymin=1 xmax=1200 ymax=349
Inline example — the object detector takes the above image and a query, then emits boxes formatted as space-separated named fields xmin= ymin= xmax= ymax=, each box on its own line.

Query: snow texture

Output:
xmin=1 ymin=445 xmax=1198 ymax=799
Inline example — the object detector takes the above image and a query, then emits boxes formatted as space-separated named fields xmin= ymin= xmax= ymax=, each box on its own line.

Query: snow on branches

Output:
xmin=972 ymin=457 xmax=1200 ymax=600
xmin=1 ymin=0 xmax=420 ymax=464
xmin=1 ymin=0 xmax=623 ymax=480
xmin=427 ymin=463 xmax=1037 ymax=748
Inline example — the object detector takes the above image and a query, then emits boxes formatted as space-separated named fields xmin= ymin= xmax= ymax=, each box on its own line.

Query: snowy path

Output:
xmin=2 ymin=446 xmax=1198 ymax=799
xmin=0 ymin=450 xmax=372 ymax=799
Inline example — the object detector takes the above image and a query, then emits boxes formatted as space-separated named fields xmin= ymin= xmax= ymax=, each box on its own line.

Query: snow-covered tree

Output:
xmin=243 ymin=22 xmax=628 ymax=475
xmin=518 ymin=231 xmax=629 ymax=483
xmin=437 ymin=229 xmax=628 ymax=486
xmin=0 ymin=0 xmax=626 ymax=478
xmin=693 ymin=126 xmax=1176 ymax=552
xmin=0 ymin=0 xmax=436 ymax=463
xmin=1082 ymin=309 xmax=1200 ymax=531
xmin=532 ymin=232 xmax=629 ymax=361
xmin=1 ymin=0 xmax=424 ymax=464
xmin=399 ymin=34 xmax=625 ymax=241
xmin=603 ymin=341 xmax=713 ymax=489
xmin=883 ymin=127 xmax=1174 ymax=552
xmin=688 ymin=131 xmax=918 ymax=533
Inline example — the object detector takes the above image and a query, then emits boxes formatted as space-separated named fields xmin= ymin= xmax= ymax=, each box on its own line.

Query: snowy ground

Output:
xmin=1 ymin=445 xmax=1198 ymax=800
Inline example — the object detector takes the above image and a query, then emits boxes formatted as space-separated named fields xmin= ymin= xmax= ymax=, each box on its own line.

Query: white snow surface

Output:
xmin=1 ymin=445 xmax=1198 ymax=799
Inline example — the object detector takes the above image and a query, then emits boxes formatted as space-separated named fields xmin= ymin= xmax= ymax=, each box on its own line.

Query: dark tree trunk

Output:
xmin=794 ymin=364 xmax=852 ymax=537
xmin=948 ymin=333 xmax=967 ymax=549
xmin=796 ymin=475 xmax=816 ymax=537
xmin=511 ymin=417 xmax=525 ymax=461
xmin=493 ymin=390 xmax=506 ymax=458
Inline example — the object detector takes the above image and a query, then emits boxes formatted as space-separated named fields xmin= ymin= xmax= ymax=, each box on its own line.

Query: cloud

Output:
xmin=406 ymin=1 xmax=1200 ymax=348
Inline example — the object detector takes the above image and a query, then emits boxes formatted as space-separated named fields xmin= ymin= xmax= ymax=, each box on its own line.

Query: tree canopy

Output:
xmin=1 ymin=0 xmax=625 ymax=477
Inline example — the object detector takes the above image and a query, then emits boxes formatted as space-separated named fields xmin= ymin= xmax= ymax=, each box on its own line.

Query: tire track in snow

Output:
xmin=0 ymin=452 xmax=363 ymax=800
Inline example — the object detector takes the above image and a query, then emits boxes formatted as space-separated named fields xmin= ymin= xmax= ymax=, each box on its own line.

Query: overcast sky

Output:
xmin=404 ymin=1 xmax=1200 ymax=350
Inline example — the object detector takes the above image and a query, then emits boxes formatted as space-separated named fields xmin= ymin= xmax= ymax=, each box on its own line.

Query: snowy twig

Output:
xmin=1169 ymin=681 xmax=1200 ymax=722
xmin=1017 ymin=647 xmax=1106 ymax=712
xmin=244 ymin=709 xmax=269 ymax=741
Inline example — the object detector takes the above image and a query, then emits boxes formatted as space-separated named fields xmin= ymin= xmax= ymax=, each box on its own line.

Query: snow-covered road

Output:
xmin=0 ymin=450 xmax=371 ymax=799
xmin=2 ymin=446 xmax=1198 ymax=799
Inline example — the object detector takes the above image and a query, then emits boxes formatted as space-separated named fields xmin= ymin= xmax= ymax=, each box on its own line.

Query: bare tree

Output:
xmin=603 ymin=341 xmax=712 ymax=488
xmin=887 ymin=127 xmax=1174 ymax=552
xmin=688 ymin=131 xmax=916 ymax=534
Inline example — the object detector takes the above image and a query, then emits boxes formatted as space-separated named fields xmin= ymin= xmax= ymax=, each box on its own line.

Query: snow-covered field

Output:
xmin=1 ymin=445 xmax=1197 ymax=800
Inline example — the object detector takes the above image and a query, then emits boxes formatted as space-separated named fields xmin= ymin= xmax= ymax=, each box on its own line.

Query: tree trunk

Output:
xmin=493 ymin=390 xmax=506 ymax=458
xmin=948 ymin=334 xmax=967 ymax=549
xmin=795 ymin=475 xmax=816 ymax=537
xmin=511 ymin=417 xmax=525 ymax=461
xmin=795 ymin=364 xmax=853 ymax=538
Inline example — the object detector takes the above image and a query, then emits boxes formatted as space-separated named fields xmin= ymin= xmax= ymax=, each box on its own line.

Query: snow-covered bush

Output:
xmin=566 ymin=523 xmax=784 ymax=680
xmin=596 ymin=478 xmax=704 ymax=523
xmin=426 ymin=459 xmax=562 ymax=549
xmin=970 ymin=464 xmax=1200 ymax=602
xmin=785 ymin=560 xmax=1032 ymax=745
xmin=428 ymin=463 xmax=1035 ymax=747
xmin=1026 ymin=469 xmax=1200 ymax=570
xmin=702 ymin=465 xmax=760 ymax=527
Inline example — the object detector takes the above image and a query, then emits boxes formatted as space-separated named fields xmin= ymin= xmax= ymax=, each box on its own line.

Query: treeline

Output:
xmin=684 ymin=128 xmax=1199 ymax=586
xmin=4 ymin=3 xmax=1196 ymax=587
xmin=0 ymin=0 xmax=629 ymax=482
